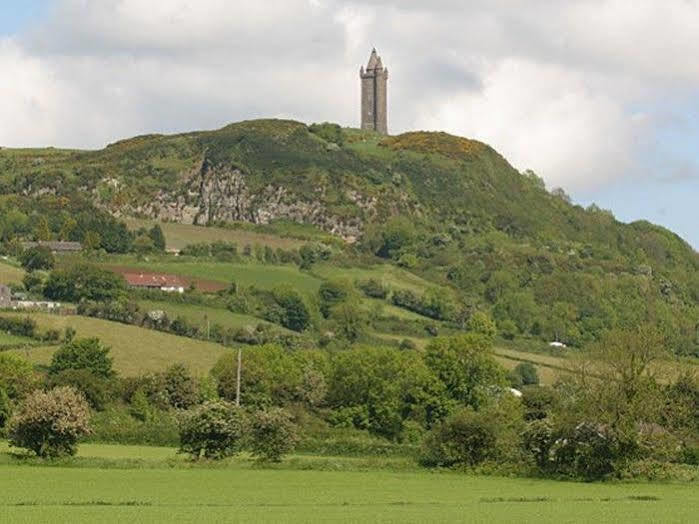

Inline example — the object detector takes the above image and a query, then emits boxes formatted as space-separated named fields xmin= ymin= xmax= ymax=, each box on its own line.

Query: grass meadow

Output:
xmin=124 ymin=218 xmax=307 ymax=250
xmin=138 ymin=299 xmax=288 ymax=333
xmin=0 ymin=259 xmax=25 ymax=284
xmin=0 ymin=443 xmax=696 ymax=523
xmin=5 ymin=314 xmax=226 ymax=376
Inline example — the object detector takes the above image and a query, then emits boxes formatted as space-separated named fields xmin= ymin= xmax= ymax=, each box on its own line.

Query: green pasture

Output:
xmin=312 ymin=262 xmax=444 ymax=295
xmin=0 ymin=260 xmax=25 ymax=284
xmin=0 ymin=331 xmax=38 ymax=349
xmin=5 ymin=314 xmax=226 ymax=376
xmin=0 ymin=442 xmax=696 ymax=523
xmin=138 ymin=300 xmax=283 ymax=332
xmin=124 ymin=218 xmax=306 ymax=250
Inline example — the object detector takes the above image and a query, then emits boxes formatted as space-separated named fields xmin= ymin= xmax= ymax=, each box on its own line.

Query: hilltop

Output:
xmin=0 ymin=119 xmax=697 ymax=356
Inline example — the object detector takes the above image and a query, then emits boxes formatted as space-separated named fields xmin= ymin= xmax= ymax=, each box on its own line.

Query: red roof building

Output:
xmin=123 ymin=272 xmax=186 ymax=293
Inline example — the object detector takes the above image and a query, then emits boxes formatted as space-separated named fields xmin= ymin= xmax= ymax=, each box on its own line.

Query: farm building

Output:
xmin=22 ymin=241 xmax=82 ymax=253
xmin=123 ymin=272 xmax=186 ymax=293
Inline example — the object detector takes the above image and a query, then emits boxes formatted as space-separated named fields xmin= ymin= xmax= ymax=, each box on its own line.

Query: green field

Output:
xmin=139 ymin=300 xmax=284 ymax=332
xmin=0 ymin=331 xmax=39 ymax=349
xmin=6 ymin=314 xmax=226 ymax=376
xmin=124 ymin=218 xmax=307 ymax=250
xmin=312 ymin=262 xmax=446 ymax=295
xmin=0 ymin=443 xmax=696 ymax=523
xmin=105 ymin=258 xmax=323 ymax=293
xmin=0 ymin=259 xmax=25 ymax=284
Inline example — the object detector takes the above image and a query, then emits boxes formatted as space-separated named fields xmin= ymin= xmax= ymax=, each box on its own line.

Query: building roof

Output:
xmin=366 ymin=48 xmax=383 ymax=70
xmin=123 ymin=272 xmax=185 ymax=288
xmin=22 ymin=241 xmax=83 ymax=252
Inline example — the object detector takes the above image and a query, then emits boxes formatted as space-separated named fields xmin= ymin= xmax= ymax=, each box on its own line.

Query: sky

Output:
xmin=0 ymin=1 xmax=697 ymax=249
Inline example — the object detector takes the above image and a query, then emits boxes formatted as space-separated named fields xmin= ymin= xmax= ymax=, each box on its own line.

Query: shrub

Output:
xmin=90 ymin=405 xmax=179 ymax=446
xmin=0 ymin=316 xmax=37 ymax=338
xmin=49 ymin=337 xmax=114 ymax=378
xmin=549 ymin=422 xmax=631 ymax=480
xmin=521 ymin=386 xmax=558 ymax=421
xmin=19 ymin=246 xmax=55 ymax=272
xmin=0 ymin=387 xmax=11 ymax=430
xmin=8 ymin=386 xmax=91 ymax=458
xmin=178 ymin=400 xmax=247 ymax=459
xmin=249 ymin=407 xmax=299 ymax=462
xmin=420 ymin=408 xmax=498 ymax=467
xmin=508 ymin=362 xmax=540 ymax=388
xmin=356 ymin=278 xmax=388 ymax=299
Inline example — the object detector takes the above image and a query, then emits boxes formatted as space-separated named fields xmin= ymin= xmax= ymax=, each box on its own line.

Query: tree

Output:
xmin=148 ymin=225 xmax=166 ymax=251
xmin=48 ymin=369 xmax=111 ymax=411
xmin=8 ymin=386 xmax=91 ymax=458
xmin=83 ymin=231 xmax=101 ymax=251
xmin=329 ymin=300 xmax=367 ymax=342
xmin=133 ymin=234 xmax=155 ymax=254
xmin=178 ymin=400 xmax=246 ymax=459
xmin=49 ymin=337 xmax=114 ymax=379
xmin=424 ymin=335 xmax=507 ymax=409
xmin=212 ymin=345 xmax=303 ymax=408
xmin=33 ymin=216 xmax=51 ymax=242
xmin=44 ymin=264 xmax=125 ymax=302
xmin=273 ymin=288 xmax=310 ymax=332
xmin=161 ymin=363 xmax=199 ymax=409
xmin=248 ymin=408 xmax=299 ymax=462
xmin=0 ymin=353 xmax=37 ymax=400
xmin=19 ymin=246 xmax=55 ymax=272
xmin=420 ymin=408 xmax=497 ymax=467
xmin=327 ymin=346 xmax=451 ymax=439
xmin=466 ymin=311 xmax=497 ymax=339
xmin=318 ymin=280 xmax=351 ymax=318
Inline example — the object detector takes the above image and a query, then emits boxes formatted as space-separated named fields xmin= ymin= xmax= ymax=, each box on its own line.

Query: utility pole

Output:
xmin=235 ymin=347 xmax=242 ymax=407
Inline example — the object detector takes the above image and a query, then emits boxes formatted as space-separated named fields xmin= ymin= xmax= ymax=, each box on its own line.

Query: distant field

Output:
xmin=0 ymin=260 xmax=25 ymax=284
xmin=5 ymin=314 xmax=226 ymax=376
xmin=139 ymin=300 xmax=283 ymax=332
xmin=312 ymin=263 xmax=450 ymax=296
xmin=0 ymin=442 xmax=696 ymax=523
xmin=105 ymin=258 xmax=323 ymax=293
xmin=0 ymin=331 xmax=39 ymax=349
xmin=124 ymin=218 xmax=306 ymax=250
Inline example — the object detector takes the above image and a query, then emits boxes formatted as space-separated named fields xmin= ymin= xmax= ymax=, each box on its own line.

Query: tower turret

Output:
xmin=360 ymin=48 xmax=388 ymax=134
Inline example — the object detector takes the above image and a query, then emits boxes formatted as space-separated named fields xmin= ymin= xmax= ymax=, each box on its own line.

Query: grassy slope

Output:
xmin=0 ymin=444 xmax=696 ymax=523
xmin=0 ymin=260 xmax=25 ymax=284
xmin=6 ymin=314 xmax=226 ymax=376
xmin=312 ymin=263 xmax=447 ymax=295
xmin=124 ymin=218 xmax=306 ymax=250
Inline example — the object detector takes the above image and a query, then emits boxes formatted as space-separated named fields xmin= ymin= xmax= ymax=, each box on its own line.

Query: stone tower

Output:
xmin=360 ymin=48 xmax=388 ymax=134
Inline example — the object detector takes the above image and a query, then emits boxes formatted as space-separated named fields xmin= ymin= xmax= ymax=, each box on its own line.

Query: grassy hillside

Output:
xmin=7 ymin=314 xmax=227 ymax=376
xmin=1 ymin=118 xmax=696 ymax=355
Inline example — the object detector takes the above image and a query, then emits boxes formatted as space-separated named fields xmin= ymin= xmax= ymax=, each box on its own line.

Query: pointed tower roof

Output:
xmin=367 ymin=48 xmax=383 ymax=70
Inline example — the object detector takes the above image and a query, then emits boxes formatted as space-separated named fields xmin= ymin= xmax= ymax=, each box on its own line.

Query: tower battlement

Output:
xmin=360 ymin=48 xmax=388 ymax=135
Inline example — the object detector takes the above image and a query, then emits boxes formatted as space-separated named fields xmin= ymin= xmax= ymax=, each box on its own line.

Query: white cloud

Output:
xmin=1 ymin=0 xmax=698 ymax=193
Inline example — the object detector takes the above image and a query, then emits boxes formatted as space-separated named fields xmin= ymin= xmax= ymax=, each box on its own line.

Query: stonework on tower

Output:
xmin=360 ymin=48 xmax=388 ymax=135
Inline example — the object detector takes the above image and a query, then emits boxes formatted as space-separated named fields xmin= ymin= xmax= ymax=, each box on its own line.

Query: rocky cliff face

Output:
xmin=120 ymin=156 xmax=381 ymax=242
